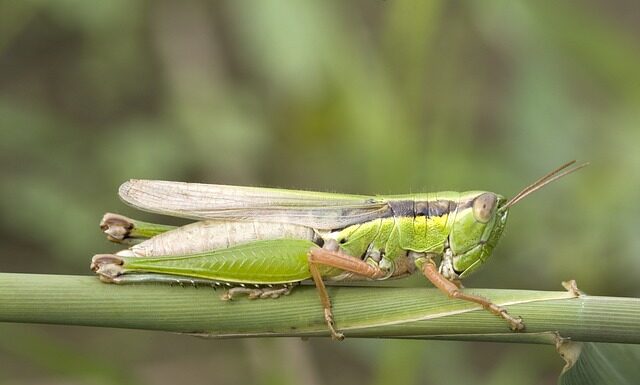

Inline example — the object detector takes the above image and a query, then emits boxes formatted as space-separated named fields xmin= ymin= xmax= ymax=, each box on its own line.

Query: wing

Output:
xmin=119 ymin=179 xmax=392 ymax=230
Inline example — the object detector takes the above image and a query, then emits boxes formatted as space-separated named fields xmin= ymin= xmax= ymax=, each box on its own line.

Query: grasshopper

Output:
xmin=92 ymin=161 xmax=587 ymax=340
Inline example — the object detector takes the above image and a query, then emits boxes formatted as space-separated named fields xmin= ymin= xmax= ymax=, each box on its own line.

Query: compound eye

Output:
xmin=472 ymin=193 xmax=497 ymax=223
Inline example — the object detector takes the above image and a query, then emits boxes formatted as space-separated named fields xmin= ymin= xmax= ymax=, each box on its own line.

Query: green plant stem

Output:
xmin=0 ymin=273 xmax=638 ymax=344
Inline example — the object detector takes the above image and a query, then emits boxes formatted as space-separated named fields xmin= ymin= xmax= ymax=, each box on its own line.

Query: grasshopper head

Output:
xmin=447 ymin=192 xmax=508 ymax=279
xmin=444 ymin=160 xmax=588 ymax=279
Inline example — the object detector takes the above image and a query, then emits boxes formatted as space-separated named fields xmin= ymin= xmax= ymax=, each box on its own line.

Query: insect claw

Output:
xmin=496 ymin=307 xmax=524 ymax=331
xmin=323 ymin=308 xmax=344 ymax=341
xmin=508 ymin=316 xmax=525 ymax=332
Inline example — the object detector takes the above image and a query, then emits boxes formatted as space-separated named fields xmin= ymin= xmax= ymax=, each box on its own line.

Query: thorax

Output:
xmin=320 ymin=195 xmax=458 ymax=279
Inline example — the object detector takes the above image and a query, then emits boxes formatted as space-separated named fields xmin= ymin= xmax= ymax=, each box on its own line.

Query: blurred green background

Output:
xmin=1 ymin=1 xmax=639 ymax=384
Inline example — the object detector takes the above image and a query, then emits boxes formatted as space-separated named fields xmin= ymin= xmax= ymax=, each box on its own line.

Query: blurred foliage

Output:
xmin=1 ymin=0 xmax=639 ymax=384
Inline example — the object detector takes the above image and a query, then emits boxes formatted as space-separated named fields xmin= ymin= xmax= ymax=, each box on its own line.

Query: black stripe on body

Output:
xmin=373 ymin=198 xmax=465 ymax=220
xmin=388 ymin=200 xmax=415 ymax=217
xmin=384 ymin=199 xmax=462 ymax=218
xmin=414 ymin=200 xmax=456 ymax=217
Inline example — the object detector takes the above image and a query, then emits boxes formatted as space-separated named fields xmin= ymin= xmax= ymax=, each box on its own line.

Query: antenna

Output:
xmin=502 ymin=160 xmax=589 ymax=209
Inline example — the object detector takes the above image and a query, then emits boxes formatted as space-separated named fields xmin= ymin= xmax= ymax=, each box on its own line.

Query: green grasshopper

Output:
xmin=92 ymin=161 xmax=587 ymax=340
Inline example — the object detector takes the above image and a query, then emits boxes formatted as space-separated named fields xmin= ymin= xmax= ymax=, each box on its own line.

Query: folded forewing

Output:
xmin=119 ymin=180 xmax=391 ymax=230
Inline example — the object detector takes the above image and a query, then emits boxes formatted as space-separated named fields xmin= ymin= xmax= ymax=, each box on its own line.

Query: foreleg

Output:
xmin=420 ymin=257 xmax=524 ymax=331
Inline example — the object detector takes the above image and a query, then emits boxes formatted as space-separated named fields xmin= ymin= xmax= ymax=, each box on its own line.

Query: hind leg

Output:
xmin=307 ymin=247 xmax=386 ymax=340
